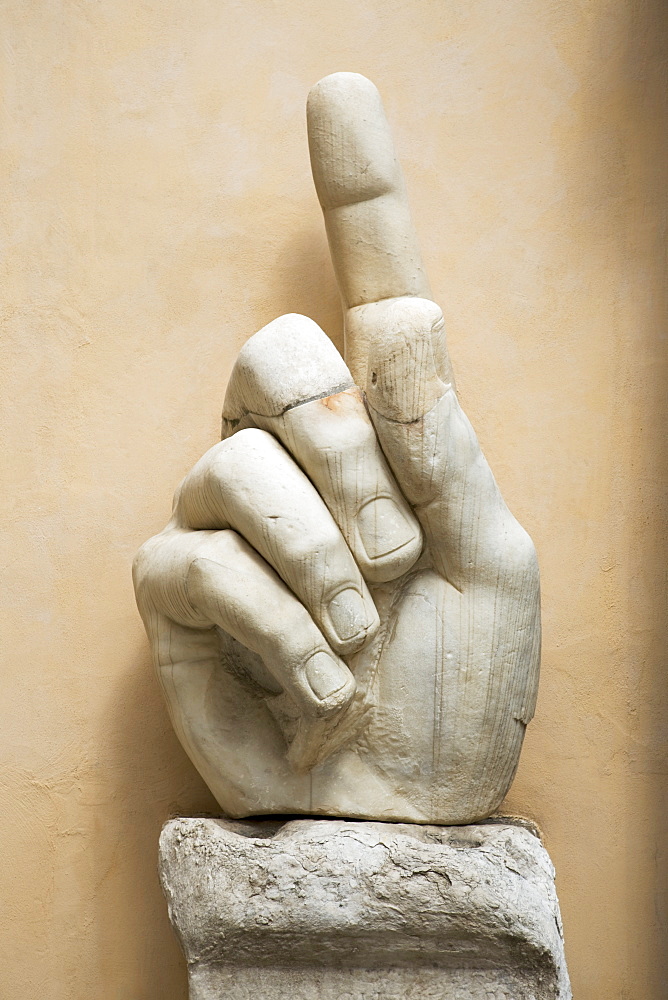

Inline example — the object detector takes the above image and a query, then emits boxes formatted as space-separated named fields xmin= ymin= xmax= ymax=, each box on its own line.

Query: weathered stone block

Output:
xmin=159 ymin=817 xmax=571 ymax=1000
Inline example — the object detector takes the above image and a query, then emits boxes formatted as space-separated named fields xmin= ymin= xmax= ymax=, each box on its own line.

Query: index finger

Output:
xmin=307 ymin=73 xmax=455 ymax=392
xmin=307 ymin=73 xmax=430 ymax=310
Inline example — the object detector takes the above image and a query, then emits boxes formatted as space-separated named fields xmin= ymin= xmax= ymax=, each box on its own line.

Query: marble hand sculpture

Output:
xmin=133 ymin=73 xmax=541 ymax=825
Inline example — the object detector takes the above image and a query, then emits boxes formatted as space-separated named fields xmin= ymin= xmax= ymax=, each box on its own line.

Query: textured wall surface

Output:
xmin=1 ymin=1 xmax=666 ymax=997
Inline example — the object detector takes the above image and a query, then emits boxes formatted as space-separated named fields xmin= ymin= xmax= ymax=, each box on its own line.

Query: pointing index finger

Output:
xmin=307 ymin=73 xmax=430 ymax=310
xmin=307 ymin=73 xmax=453 ymax=395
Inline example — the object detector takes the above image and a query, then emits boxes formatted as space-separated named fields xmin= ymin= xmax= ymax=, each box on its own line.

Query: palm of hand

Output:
xmin=133 ymin=74 xmax=540 ymax=825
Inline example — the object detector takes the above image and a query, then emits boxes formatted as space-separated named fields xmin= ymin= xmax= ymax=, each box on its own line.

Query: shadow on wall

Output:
xmin=263 ymin=221 xmax=345 ymax=353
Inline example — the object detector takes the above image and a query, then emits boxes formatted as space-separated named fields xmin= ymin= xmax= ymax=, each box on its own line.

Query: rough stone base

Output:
xmin=159 ymin=817 xmax=571 ymax=1000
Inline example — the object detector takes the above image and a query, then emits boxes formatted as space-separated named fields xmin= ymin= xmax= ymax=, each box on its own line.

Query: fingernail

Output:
xmin=357 ymin=497 xmax=417 ymax=560
xmin=304 ymin=652 xmax=351 ymax=701
xmin=327 ymin=588 xmax=372 ymax=643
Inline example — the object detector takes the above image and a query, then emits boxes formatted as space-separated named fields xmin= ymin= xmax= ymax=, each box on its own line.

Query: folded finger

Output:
xmin=134 ymin=527 xmax=357 ymax=720
xmin=221 ymin=313 xmax=423 ymax=584
xmin=173 ymin=428 xmax=380 ymax=655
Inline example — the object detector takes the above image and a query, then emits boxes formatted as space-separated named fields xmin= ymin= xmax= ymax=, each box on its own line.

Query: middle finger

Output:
xmin=221 ymin=312 xmax=423 ymax=584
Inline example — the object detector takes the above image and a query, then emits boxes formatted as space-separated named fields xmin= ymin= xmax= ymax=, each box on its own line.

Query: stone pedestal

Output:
xmin=159 ymin=817 xmax=571 ymax=1000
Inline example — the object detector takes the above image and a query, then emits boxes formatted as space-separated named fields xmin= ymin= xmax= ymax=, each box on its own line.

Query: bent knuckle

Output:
xmin=132 ymin=532 xmax=168 ymax=589
xmin=502 ymin=520 xmax=539 ymax=577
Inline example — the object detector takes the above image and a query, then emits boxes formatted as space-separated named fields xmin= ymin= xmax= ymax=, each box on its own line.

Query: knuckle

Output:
xmin=185 ymin=554 xmax=214 ymax=594
xmin=502 ymin=520 xmax=539 ymax=576
xmin=132 ymin=529 xmax=215 ymax=627
xmin=197 ymin=430 xmax=278 ymax=484
xmin=132 ymin=532 xmax=166 ymax=589
xmin=230 ymin=314 xmax=350 ymax=412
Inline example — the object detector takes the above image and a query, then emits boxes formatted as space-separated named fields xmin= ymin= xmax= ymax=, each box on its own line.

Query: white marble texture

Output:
xmin=133 ymin=73 xmax=541 ymax=824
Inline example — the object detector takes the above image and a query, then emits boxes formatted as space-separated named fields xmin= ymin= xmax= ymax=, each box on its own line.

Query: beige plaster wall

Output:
xmin=1 ymin=1 xmax=666 ymax=996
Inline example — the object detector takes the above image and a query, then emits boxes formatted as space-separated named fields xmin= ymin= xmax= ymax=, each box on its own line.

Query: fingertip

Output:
xmin=307 ymin=72 xmax=381 ymax=115
xmin=356 ymin=496 xmax=423 ymax=583
xmin=307 ymin=72 xmax=400 ymax=211
xmin=323 ymin=586 xmax=380 ymax=656
xmin=303 ymin=651 xmax=356 ymax=713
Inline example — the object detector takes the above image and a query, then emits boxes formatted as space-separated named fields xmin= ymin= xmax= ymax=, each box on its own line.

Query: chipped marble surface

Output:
xmin=160 ymin=817 xmax=571 ymax=1000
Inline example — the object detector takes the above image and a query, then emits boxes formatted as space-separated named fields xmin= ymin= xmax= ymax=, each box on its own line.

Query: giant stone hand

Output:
xmin=133 ymin=74 xmax=540 ymax=825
